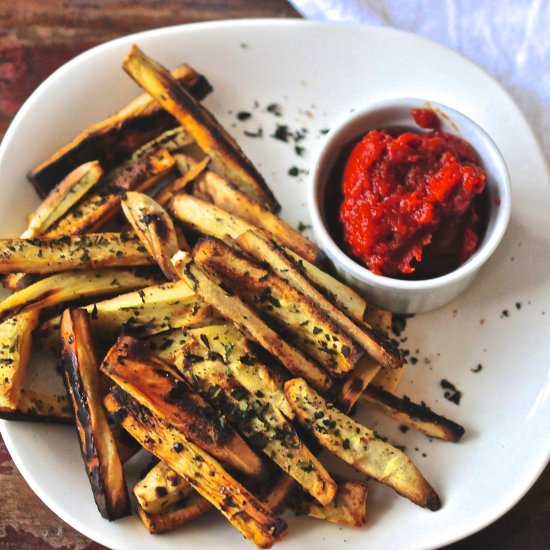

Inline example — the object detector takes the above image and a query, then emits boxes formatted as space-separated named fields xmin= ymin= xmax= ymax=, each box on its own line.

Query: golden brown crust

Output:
xmin=60 ymin=308 xmax=130 ymax=520
xmin=173 ymin=255 xmax=332 ymax=393
xmin=136 ymin=493 xmax=213 ymax=534
xmin=28 ymin=64 xmax=211 ymax=197
xmin=0 ymin=268 xmax=163 ymax=324
xmin=104 ymin=386 xmax=287 ymax=548
xmin=237 ymin=231 xmax=403 ymax=370
xmin=194 ymin=237 xmax=363 ymax=376
xmin=101 ymin=335 xmax=264 ymax=476
xmin=361 ymin=386 xmax=465 ymax=442
xmin=285 ymin=377 xmax=441 ymax=511
xmin=0 ymin=233 xmax=154 ymax=274
xmin=123 ymin=45 xmax=280 ymax=212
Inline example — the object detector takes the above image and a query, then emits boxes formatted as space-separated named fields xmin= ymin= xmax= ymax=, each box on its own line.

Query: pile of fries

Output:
xmin=0 ymin=46 xmax=464 ymax=548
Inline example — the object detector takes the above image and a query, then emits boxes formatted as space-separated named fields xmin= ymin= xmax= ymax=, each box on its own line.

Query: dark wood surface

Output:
xmin=0 ymin=1 xmax=548 ymax=548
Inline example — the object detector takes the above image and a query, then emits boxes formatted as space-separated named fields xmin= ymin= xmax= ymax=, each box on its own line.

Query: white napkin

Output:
xmin=289 ymin=0 xmax=550 ymax=162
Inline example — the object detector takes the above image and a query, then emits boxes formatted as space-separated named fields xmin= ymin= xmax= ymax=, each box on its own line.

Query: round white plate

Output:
xmin=1 ymin=20 xmax=549 ymax=550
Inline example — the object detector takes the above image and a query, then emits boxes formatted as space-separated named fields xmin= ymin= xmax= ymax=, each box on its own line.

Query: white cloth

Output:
xmin=289 ymin=0 xmax=550 ymax=162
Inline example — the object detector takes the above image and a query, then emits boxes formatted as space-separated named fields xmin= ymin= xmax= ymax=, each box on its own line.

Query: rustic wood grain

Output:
xmin=0 ymin=1 xmax=548 ymax=549
xmin=0 ymin=0 xmax=299 ymax=141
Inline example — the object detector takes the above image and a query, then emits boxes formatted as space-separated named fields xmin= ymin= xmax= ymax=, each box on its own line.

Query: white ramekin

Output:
xmin=307 ymin=99 xmax=511 ymax=314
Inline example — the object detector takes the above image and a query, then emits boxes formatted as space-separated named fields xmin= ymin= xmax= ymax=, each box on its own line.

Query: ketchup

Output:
xmin=338 ymin=109 xmax=487 ymax=278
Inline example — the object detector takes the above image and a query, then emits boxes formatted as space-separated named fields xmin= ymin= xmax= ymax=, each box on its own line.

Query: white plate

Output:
xmin=1 ymin=20 xmax=549 ymax=550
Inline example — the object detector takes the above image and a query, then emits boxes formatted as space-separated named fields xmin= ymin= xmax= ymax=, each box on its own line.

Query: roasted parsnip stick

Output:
xmin=104 ymin=386 xmax=287 ymax=548
xmin=177 ymin=336 xmax=336 ymax=505
xmin=44 ymin=149 xmax=176 ymax=238
xmin=194 ymin=237 xmax=363 ymax=376
xmin=0 ymin=233 xmax=153 ymax=274
xmin=23 ymin=161 xmax=104 ymax=238
xmin=121 ymin=192 xmax=180 ymax=279
xmin=178 ymin=152 xmax=321 ymax=263
xmin=123 ymin=45 xmax=279 ymax=212
xmin=29 ymin=64 xmax=211 ymax=197
xmin=0 ymin=268 xmax=163 ymax=323
xmin=236 ymin=230 xmax=403 ymax=369
xmin=285 ymin=378 xmax=441 ymax=511
xmin=101 ymin=336 xmax=264 ymax=476
xmin=172 ymin=254 xmax=332 ymax=392
xmin=361 ymin=386 xmax=465 ymax=442
xmin=187 ymin=323 xmax=293 ymax=419
xmin=60 ymin=309 xmax=130 ymax=520
xmin=0 ymin=311 xmax=40 ymax=409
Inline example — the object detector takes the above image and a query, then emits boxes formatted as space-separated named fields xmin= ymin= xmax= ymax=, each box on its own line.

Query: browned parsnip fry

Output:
xmin=300 ymin=478 xmax=368 ymax=527
xmin=29 ymin=64 xmax=212 ymax=197
xmin=125 ymin=126 xmax=192 ymax=163
xmin=155 ymin=155 xmax=210 ymax=207
xmin=284 ymin=249 xmax=367 ymax=322
xmin=0 ymin=268 xmax=163 ymax=324
xmin=371 ymin=364 xmax=407 ymax=393
xmin=262 ymin=473 xmax=298 ymax=514
xmin=104 ymin=387 xmax=287 ymax=548
xmin=60 ymin=309 xmax=130 ymax=520
xmin=101 ymin=336 xmax=264 ymax=476
xmin=36 ymin=281 xmax=210 ymax=356
xmin=0 ymin=311 xmax=40 ymax=409
xmin=236 ymin=231 xmax=403 ymax=369
xmin=177 ymin=152 xmax=321 ymax=264
xmin=121 ymin=192 xmax=180 ymax=279
xmin=144 ymin=330 xmax=193 ymax=364
xmin=335 ymin=358 xmax=381 ymax=413
xmin=171 ymin=192 xmax=252 ymax=239
xmin=187 ymin=324 xmax=293 ymax=419
xmin=172 ymin=253 xmax=332 ymax=392
xmin=123 ymin=45 xmax=280 ymax=212
xmin=364 ymin=307 xmax=392 ymax=335
xmin=82 ymin=280 xmax=209 ymax=339
xmin=335 ymin=295 xmax=391 ymax=413
xmin=4 ymin=135 xmax=184 ymax=292
xmin=23 ymin=161 xmax=104 ymax=238
xmin=44 ymin=149 xmax=176 ymax=238
xmin=194 ymin=237 xmax=363 ymax=376
xmin=177 ymin=337 xmax=337 ymax=506
xmin=285 ymin=378 xmax=441 ymax=511
xmin=0 ymin=233 xmax=153 ymax=275
xmin=0 ymin=388 xmax=73 ymax=423
xmin=136 ymin=493 xmax=213 ymax=534
xmin=170 ymin=194 xmax=383 ymax=330
xmin=361 ymin=386 xmax=465 ymax=442
xmin=108 ymin=148 xmax=176 ymax=193
xmin=134 ymin=461 xmax=194 ymax=514
xmin=4 ymin=161 xmax=107 ymax=292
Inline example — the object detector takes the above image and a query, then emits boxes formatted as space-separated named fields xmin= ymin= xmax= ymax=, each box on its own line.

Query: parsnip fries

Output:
xmin=0 ymin=45 xmax=465 ymax=548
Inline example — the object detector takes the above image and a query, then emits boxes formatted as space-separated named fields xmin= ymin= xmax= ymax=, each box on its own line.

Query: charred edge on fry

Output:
xmin=28 ymin=71 xmax=212 ymax=198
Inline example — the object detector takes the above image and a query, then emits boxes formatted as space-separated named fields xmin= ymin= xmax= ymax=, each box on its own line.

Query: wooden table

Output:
xmin=0 ymin=1 xmax=548 ymax=548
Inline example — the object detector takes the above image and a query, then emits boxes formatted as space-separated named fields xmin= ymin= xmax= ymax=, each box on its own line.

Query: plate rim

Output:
xmin=1 ymin=18 xmax=549 ymax=550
